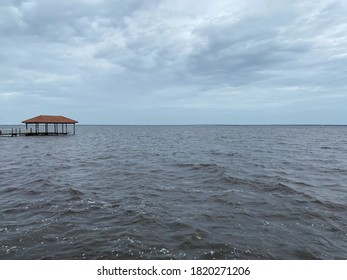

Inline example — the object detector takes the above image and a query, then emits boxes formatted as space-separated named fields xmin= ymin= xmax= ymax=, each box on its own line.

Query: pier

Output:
xmin=0 ymin=115 xmax=78 ymax=137
xmin=0 ymin=128 xmax=70 ymax=137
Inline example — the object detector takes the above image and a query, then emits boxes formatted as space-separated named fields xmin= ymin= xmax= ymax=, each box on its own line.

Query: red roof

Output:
xmin=22 ymin=115 xmax=78 ymax=124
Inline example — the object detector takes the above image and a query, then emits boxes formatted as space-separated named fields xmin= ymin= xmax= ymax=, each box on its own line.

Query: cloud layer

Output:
xmin=1 ymin=0 xmax=346 ymax=124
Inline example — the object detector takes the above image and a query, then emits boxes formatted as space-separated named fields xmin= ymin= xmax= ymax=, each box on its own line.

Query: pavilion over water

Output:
xmin=21 ymin=115 xmax=78 ymax=135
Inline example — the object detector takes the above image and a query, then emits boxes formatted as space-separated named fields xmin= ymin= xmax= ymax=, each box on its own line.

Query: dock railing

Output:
xmin=0 ymin=128 xmax=31 ymax=137
xmin=0 ymin=128 xmax=71 ymax=136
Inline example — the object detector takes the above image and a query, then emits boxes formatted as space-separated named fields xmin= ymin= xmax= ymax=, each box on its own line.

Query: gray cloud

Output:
xmin=1 ymin=0 xmax=346 ymax=124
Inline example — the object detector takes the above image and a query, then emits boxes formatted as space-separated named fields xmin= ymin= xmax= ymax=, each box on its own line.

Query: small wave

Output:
xmin=3 ymin=208 xmax=24 ymax=214
xmin=311 ymin=198 xmax=347 ymax=212
xmin=69 ymin=188 xmax=84 ymax=196
xmin=289 ymin=249 xmax=321 ymax=260
xmin=4 ymin=187 xmax=18 ymax=193
xmin=175 ymin=163 xmax=223 ymax=173
xmin=265 ymin=182 xmax=303 ymax=197
xmin=22 ymin=178 xmax=52 ymax=188
xmin=28 ymin=190 xmax=41 ymax=196
xmin=220 ymin=174 xmax=250 ymax=186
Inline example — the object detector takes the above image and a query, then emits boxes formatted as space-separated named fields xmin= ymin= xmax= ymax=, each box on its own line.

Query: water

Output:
xmin=0 ymin=125 xmax=346 ymax=259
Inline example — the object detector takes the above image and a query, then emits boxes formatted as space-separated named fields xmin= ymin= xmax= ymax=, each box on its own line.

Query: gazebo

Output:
xmin=22 ymin=115 xmax=78 ymax=135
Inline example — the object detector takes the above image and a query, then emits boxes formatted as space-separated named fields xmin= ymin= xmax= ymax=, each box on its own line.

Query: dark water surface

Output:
xmin=0 ymin=125 xmax=346 ymax=259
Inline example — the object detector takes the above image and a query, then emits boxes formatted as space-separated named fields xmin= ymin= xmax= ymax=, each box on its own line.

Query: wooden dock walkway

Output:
xmin=0 ymin=128 xmax=69 ymax=137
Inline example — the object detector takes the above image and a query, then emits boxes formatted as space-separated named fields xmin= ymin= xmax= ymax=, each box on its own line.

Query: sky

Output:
xmin=0 ymin=0 xmax=346 ymax=125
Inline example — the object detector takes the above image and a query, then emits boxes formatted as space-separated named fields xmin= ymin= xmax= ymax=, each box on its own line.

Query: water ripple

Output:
xmin=1 ymin=125 xmax=347 ymax=259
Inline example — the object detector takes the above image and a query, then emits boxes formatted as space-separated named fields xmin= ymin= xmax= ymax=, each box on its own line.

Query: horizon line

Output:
xmin=1 ymin=123 xmax=346 ymax=126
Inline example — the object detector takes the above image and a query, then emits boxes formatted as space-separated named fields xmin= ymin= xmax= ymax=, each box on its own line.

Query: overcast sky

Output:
xmin=1 ymin=0 xmax=346 ymax=124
